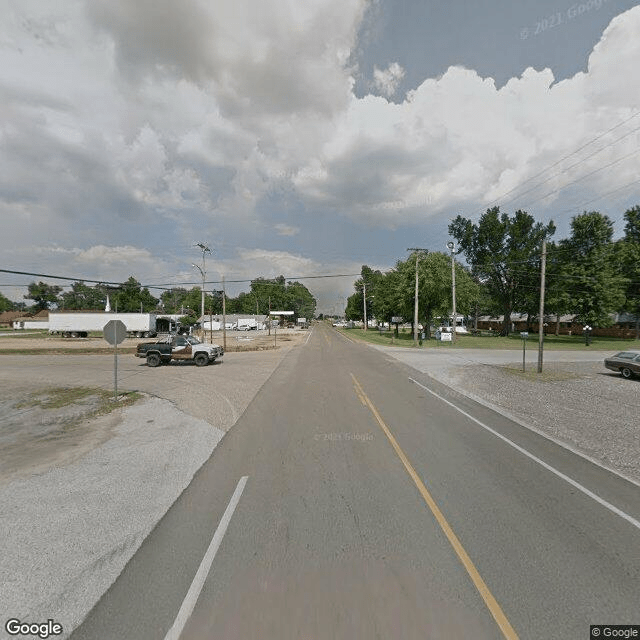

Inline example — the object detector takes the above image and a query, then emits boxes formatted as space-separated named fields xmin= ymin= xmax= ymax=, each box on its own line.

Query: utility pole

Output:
xmin=363 ymin=282 xmax=367 ymax=331
xmin=537 ymin=237 xmax=547 ymax=373
xmin=222 ymin=274 xmax=227 ymax=352
xmin=446 ymin=241 xmax=457 ymax=342
xmin=194 ymin=242 xmax=211 ymax=323
xmin=407 ymin=248 xmax=428 ymax=347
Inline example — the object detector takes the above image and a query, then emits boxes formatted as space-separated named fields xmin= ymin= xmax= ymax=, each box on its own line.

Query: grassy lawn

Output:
xmin=336 ymin=327 xmax=640 ymax=351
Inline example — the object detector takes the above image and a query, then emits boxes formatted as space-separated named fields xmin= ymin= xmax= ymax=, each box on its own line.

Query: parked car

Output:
xmin=604 ymin=350 xmax=640 ymax=379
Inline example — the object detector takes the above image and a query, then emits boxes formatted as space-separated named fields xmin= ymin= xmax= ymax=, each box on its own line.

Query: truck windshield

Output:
xmin=186 ymin=336 xmax=202 ymax=345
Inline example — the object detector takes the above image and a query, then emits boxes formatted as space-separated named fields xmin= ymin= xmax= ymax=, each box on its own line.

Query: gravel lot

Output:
xmin=0 ymin=331 xmax=307 ymax=639
xmin=376 ymin=345 xmax=640 ymax=485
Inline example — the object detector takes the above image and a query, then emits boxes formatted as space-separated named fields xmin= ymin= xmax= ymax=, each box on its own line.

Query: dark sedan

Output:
xmin=604 ymin=350 xmax=640 ymax=379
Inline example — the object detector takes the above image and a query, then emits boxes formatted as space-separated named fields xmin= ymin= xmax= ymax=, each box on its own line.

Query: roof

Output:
xmin=0 ymin=311 xmax=26 ymax=323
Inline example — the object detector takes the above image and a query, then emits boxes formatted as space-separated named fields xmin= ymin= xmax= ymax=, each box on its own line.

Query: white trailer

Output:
xmin=49 ymin=312 xmax=157 ymax=338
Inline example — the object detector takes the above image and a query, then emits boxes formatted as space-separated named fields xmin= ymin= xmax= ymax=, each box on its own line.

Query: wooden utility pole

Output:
xmin=363 ymin=282 xmax=367 ymax=331
xmin=537 ymin=238 xmax=547 ymax=373
xmin=407 ymin=248 xmax=427 ymax=346
xmin=446 ymin=241 xmax=457 ymax=341
xmin=222 ymin=275 xmax=227 ymax=352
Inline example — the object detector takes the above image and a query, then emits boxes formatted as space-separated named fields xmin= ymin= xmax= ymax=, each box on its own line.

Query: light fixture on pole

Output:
xmin=446 ymin=241 xmax=457 ymax=342
xmin=194 ymin=242 xmax=211 ymax=322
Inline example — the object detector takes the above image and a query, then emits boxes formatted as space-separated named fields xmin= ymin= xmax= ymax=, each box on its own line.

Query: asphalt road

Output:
xmin=70 ymin=323 xmax=640 ymax=640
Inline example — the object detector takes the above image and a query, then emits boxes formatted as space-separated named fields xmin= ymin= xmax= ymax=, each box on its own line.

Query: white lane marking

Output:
xmin=335 ymin=329 xmax=355 ymax=343
xmin=164 ymin=476 xmax=249 ymax=640
xmin=305 ymin=329 xmax=313 ymax=345
xmin=409 ymin=377 xmax=640 ymax=532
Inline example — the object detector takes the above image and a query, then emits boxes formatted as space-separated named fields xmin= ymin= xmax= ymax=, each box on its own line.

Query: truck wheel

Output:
xmin=143 ymin=331 xmax=150 ymax=338
xmin=194 ymin=353 xmax=209 ymax=367
xmin=147 ymin=353 xmax=161 ymax=367
xmin=621 ymin=367 xmax=633 ymax=379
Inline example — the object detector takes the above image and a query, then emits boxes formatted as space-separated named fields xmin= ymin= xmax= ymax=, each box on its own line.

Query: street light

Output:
xmin=193 ymin=242 xmax=211 ymax=322
xmin=446 ymin=241 xmax=457 ymax=342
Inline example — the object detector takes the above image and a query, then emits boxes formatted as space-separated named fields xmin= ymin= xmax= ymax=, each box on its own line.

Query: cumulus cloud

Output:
xmin=373 ymin=62 xmax=405 ymax=97
xmin=295 ymin=7 xmax=640 ymax=224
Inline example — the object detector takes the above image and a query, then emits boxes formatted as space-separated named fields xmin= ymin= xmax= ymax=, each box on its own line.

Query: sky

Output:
xmin=1 ymin=0 xmax=639 ymax=314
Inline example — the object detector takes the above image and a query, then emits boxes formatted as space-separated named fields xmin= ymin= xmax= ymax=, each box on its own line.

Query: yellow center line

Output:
xmin=350 ymin=372 xmax=519 ymax=640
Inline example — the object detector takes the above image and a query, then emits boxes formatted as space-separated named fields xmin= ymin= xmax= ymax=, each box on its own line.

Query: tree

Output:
xmin=396 ymin=252 xmax=479 ymax=338
xmin=449 ymin=207 xmax=555 ymax=335
xmin=25 ymin=281 xmax=63 ymax=311
xmin=60 ymin=281 xmax=106 ymax=310
xmin=544 ymin=241 xmax=573 ymax=335
xmin=615 ymin=205 xmax=640 ymax=338
xmin=560 ymin=211 xmax=626 ymax=327
xmin=0 ymin=292 xmax=14 ymax=313
xmin=112 ymin=277 xmax=158 ymax=312
xmin=284 ymin=281 xmax=316 ymax=320
xmin=160 ymin=288 xmax=189 ymax=314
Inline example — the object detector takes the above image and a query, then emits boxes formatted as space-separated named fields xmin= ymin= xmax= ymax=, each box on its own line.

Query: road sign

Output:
xmin=391 ymin=316 xmax=403 ymax=323
xmin=103 ymin=320 xmax=127 ymax=345
xmin=440 ymin=332 xmax=452 ymax=342
xmin=520 ymin=331 xmax=529 ymax=339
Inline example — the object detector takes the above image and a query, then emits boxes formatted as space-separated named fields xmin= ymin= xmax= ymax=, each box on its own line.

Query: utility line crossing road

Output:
xmin=71 ymin=323 xmax=640 ymax=639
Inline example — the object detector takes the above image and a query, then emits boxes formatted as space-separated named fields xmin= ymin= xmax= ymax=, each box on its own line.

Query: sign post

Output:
xmin=103 ymin=320 xmax=127 ymax=401
xmin=269 ymin=311 xmax=294 ymax=348
xmin=520 ymin=331 xmax=529 ymax=372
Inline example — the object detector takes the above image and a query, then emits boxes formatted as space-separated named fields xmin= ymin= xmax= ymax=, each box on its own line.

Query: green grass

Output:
xmin=15 ymin=385 xmax=142 ymax=414
xmin=336 ymin=327 xmax=640 ymax=351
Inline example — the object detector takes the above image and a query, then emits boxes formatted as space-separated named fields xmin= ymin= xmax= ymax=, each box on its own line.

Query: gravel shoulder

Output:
xmin=375 ymin=345 xmax=640 ymax=485
xmin=0 ymin=333 xmax=307 ymax=639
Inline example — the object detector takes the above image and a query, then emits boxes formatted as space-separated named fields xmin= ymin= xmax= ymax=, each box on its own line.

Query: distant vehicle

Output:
xmin=136 ymin=334 xmax=223 ymax=367
xmin=604 ymin=351 xmax=640 ymax=379
xmin=237 ymin=318 xmax=258 ymax=331
xmin=49 ymin=312 xmax=157 ymax=338
xmin=437 ymin=324 xmax=469 ymax=335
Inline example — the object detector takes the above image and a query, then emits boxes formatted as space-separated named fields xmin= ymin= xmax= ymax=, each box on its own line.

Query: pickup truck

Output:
xmin=136 ymin=335 xmax=224 ymax=367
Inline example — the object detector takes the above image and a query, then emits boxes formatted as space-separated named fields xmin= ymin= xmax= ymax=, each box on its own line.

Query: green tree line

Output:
xmin=345 ymin=206 xmax=640 ymax=338
xmin=12 ymin=275 xmax=316 ymax=323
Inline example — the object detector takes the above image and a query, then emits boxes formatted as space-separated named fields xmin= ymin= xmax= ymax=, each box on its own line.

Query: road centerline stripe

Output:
xmin=350 ymin=373 xmax=519 ymax=640
xmin=409 ymin=376 xmax=640 ymax=532
xmin=163 ymin=476 xmax=249 ymax=640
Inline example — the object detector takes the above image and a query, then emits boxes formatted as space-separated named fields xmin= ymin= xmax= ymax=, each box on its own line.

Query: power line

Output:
xmin=498 ymin=124 xmax=640 ymax=210
xmin=518 ymin=147 xmax=640 ymax=211
xmin=474 ymin=110 xmax=640 ymax=215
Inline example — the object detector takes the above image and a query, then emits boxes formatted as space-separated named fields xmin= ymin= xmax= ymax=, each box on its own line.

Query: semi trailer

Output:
xmin=49 ymin=312 xmax=157 ymax=338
